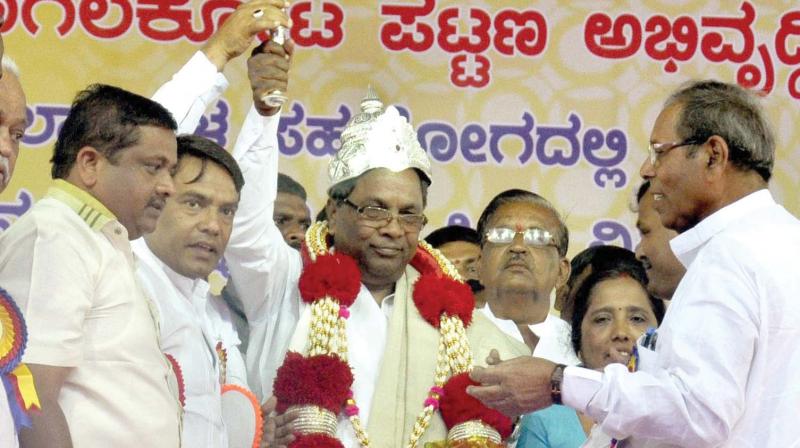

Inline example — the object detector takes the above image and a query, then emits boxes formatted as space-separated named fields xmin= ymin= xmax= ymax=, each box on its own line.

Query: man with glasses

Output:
xmin=226 ymin=90 xmax=528 ymax=446
xmin=475 ymin=189 xmax=580 ymax=364
xmin=468 ymin=80 xmax=800 ymax=447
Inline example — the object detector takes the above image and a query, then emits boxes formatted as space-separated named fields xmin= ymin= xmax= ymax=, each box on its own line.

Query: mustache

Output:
xmin=147 ymin=197 xmax=166 ymax=209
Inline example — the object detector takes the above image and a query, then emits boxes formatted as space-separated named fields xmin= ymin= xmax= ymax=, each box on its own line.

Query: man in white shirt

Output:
xmin=468 ymin=80 xmax=800 ymax=447
xmin=133 ymin=135 xmax=251 ymax=447
xmin=226 ymin=82 xmax=529 ymax=445
xmin=475 ymin=189 xmax=581 ymax=366
xmin=136 ymin=3 xmax=288 ymax=446
xmin=0 ymin=35 xmax=32 ymax=448
xmin=0 ymin=84 xmax=182 ymax=447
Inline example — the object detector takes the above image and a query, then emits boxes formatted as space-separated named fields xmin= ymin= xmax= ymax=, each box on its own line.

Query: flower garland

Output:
xmin=272 ymin=222 xmax=511 ymax=448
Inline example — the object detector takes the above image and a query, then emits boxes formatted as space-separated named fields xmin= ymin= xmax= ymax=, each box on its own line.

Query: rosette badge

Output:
xmin=1 ymin=288 xmax=41 ymax=431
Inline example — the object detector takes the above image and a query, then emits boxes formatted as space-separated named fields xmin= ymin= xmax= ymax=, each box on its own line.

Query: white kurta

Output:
xmin=0 ymin=185 xmax=181 ymax=447
xmin=563 ymin=189 xmax=800 ymax=447
xmin=223 ymin=104 xmax=398 ymax=445
xmin=0 ymin=382 xmax=17 ymax=448
xmin=147 ymin=51 xmax=257 ymax=446
xmin=133 ymin=239 xmax=248 ymax=447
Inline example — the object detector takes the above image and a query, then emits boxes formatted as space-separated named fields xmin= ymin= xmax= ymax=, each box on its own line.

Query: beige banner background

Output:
xmin=2 ymin=0 xmax=799 ymax=256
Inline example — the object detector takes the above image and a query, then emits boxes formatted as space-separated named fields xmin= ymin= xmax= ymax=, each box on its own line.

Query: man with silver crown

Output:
xmin=224 ymin=88 xmax=529 ymax=447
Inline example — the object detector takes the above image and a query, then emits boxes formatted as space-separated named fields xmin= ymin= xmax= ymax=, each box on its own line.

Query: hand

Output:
xmin=248 ymin=39 xmax=294 ymax=116
xmin=203 ymin=0 xmax=291 ymax=71
xmin=260 ymin=395 xmax=300 ymax=448
xmin=467 ymin=356 xmax=557 ymax=418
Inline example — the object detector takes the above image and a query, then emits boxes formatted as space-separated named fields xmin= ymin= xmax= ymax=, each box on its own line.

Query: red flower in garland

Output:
xmin=273 ymin=352 xmax=354 ymax=414
xmin=412 ymin=274 xmax=474 ymax=328
xmin=289 ymin=433 xmax=345 ymax=448
xmin=298 ymin=253 xmax=361 ymax=307
xmin=439 ymin=372 xmax=513 ymax=439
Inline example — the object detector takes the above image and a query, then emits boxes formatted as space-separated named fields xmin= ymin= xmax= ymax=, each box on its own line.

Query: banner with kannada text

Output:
xmin=2 ymin=0 xmax=799 ymax=256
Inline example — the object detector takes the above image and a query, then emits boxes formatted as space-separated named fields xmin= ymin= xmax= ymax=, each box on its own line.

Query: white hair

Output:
xmin=1 ymin=56 xmax=20 ymax=77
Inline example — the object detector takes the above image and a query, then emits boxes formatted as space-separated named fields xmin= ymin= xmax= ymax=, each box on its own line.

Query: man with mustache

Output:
xmin=135 ymin=2 xmax=289 ymax=445
xmin=634 ymin=180 xmax=685 ymax=303
xmin=468 ymin=80 xmax=800 ymax=447
xmin=226 ymin=86 xmax=529 ymax=446
xmin=0 ymin=82 xmax=182 ymax=447
xmin=475 ymin=189 xmax=580 ymax=365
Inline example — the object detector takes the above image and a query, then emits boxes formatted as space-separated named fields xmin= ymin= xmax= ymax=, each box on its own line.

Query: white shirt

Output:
xmin=563 ymin=189 xmax=800 ymax=447
xmin=145 ymin=51 xmax=252 ymax=446
xmin=0 ymin=183 xmax=181 ymax=447
xmin=133 ymin=239 xmax=248 ymax=448
xmin=0 ymin=386 xmax=16 ymax=448
xmin=223 ymin=109 xmax=395 ymax=446
xmin=480 ymin=306 xmax=581 ymax=365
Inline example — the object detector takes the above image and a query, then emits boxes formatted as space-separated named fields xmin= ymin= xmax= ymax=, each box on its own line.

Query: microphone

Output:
xmin=254 ymin=8 xmax=289 ymax=107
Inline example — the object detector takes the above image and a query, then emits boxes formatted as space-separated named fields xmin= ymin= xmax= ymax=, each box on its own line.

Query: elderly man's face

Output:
xmin=639 ymin=104 xmax=709 ymax=233
xmin=328 ymin=168 xmax=425 ymax=289
xmin=635 ymin=192 xmax=686 ymax=300
xmin=0 ymin=66 xmax=27 ymax=191
xmin=478 ymin=201 xmax=569 ymax=302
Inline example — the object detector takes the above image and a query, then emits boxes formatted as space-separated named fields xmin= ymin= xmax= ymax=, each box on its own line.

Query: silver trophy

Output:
xmin=254 ymin=8 xmax=289 ymax=107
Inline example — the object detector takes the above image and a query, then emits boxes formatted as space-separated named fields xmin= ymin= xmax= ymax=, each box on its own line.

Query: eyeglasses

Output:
xmin=484 ymin=227 xmax=557 ymax=248
xmin=341 ymin=198 xmax=427 ymax=231
xmin=647 ymin=138 xmax=703 ymax=165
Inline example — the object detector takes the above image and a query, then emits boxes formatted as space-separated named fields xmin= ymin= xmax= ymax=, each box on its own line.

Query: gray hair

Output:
xmin=476 ymin=189 xmax=569 ymax=257
xmin=664 ymin=80 xmax=774 ymax=182
xmin=1 ymin=56 xmax=20 ymax=77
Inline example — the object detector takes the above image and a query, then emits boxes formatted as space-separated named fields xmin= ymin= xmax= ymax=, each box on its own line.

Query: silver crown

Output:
xmin=328 ymin=87 xmax=432 ymax=188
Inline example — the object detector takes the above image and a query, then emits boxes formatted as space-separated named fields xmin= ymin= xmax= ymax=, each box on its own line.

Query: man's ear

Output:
xmin=555 ymin=256 xmax=571 ymax=290
xmin=474 ymin=252 xmax=484 ymax=281
xmin=325 ymin=198 xmax=338 ymax=236
xmin=73 ymin=146 xmax=103 ymax=188
xmin=705 ymin=135 xmax=730 ymax=175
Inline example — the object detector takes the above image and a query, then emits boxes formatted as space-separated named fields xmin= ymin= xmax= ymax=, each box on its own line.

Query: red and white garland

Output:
xmin=272 ymin=222 xmax=512 ymax=447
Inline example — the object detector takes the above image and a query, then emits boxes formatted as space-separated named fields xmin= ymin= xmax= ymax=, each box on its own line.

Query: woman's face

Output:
xmin=579 ymin=276 xmax=658 ymax=370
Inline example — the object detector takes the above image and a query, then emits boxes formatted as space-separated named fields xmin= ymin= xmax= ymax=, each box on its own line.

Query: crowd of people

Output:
xmin=0 ymin=1 xmax=798 ymax=447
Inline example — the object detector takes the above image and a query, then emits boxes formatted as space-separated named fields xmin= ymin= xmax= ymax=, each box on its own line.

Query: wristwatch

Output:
xmin=550 ymin=363 xmax=567 ymax=405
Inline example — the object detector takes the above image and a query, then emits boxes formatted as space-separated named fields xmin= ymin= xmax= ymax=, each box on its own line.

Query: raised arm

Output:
xmin=224 ymin=40 xmax=301 ymax=323
xmin=152 ymin=0 xmax=289 ymax=133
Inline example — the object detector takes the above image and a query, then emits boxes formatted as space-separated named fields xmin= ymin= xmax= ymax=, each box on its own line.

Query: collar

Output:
xmin=670 ymin=189 xmax=774 ymax=268
xmin=480 ymin=304 xmax=555 ymax=337
xmin=46 ymin=179 xmax=117 ymax=231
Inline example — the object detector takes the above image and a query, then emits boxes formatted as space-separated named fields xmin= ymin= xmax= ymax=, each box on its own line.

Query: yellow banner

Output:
xmin=2 ymin=0 xmax=798 ymax=255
